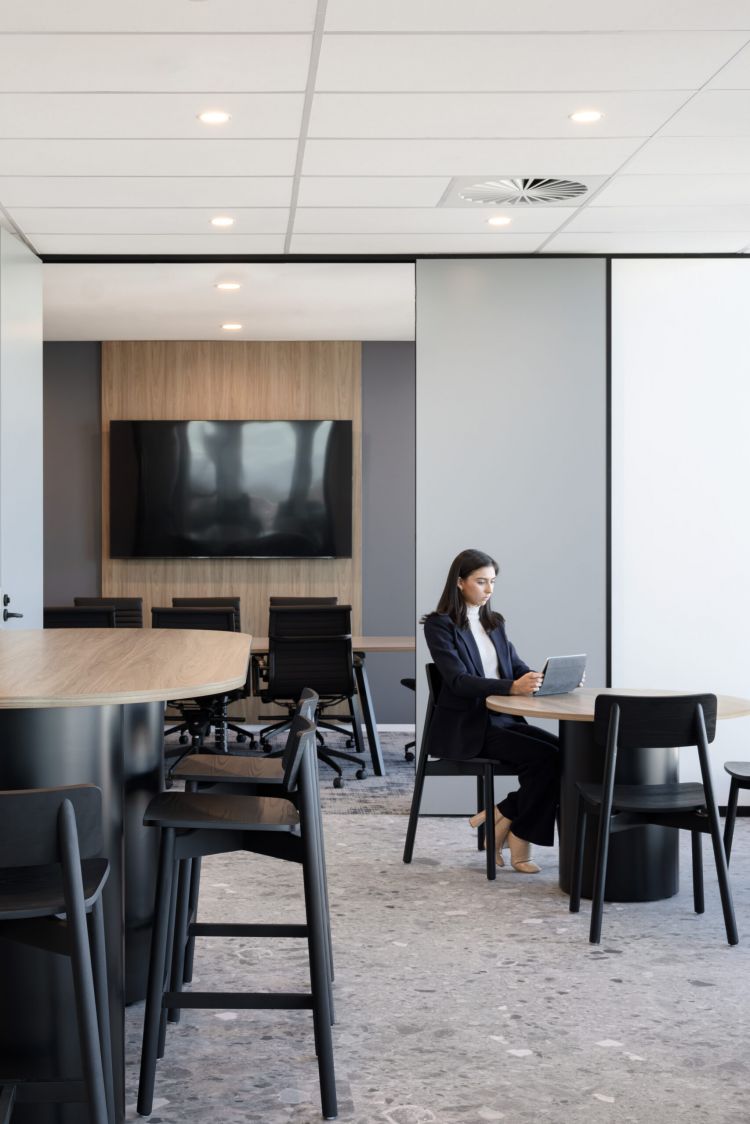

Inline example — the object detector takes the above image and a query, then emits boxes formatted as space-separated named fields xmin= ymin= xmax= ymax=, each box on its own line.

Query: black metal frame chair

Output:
xmin=569 ymin=694 xmax=737 ymax=945
xmin=0 ymin=784 xmax=114 ymax=1123
xmin=137 ymin=713 xmax=337 ymax=1121
xmin=403 ymin=663 xmax=518 ymax=881
xmin=44 ymin=606 xmax=116 ymax=628
xmin=722 ymin=761 xmax=750 ymax=862
xmin=74 ymin=596 xmax=143 ymax=627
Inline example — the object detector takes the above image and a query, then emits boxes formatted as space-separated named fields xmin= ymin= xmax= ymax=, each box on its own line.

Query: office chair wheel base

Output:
xmin=355 ymin=768 xmax=367 ymax=780
xmin=333 ymin=776 xmax=344 ymax=789
xmin=178 ymin=733 xmax=188 ymax=745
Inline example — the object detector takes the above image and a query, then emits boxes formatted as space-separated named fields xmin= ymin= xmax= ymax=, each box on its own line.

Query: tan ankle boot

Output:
xmin=508 ymin=831 xmax=541 ymax=874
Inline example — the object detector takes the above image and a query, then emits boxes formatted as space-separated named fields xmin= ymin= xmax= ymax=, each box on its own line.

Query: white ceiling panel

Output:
xmin=42 ymin=262 xmax=415 ymax=341
xmin=0 ymin=1 xmax=316 ymax=33
xmin=315 ymin=34 xmax=747 ymax=93
xmin=707 ymin=39 xmax=750 ymax=87
xmin=0 ymin=140 xmax=297 ymax=177
xmin=303 ymin=139 xmax=642 ymax=177
xmin=10 ymin=208 xmax=289 ymax=236
xmin=591 ymin=173 xmax=750 ymax=206
xmin=0 ymin=177 xmax=293 ymax=208
xmin=297 ymin=177 xmax=449 ymax=207
xmin=662 ymin=90 xmax=750 ymax=135
xmin=309 ymin=91 xmax=690 ymax=139
xmin=325 ymin=0 xmax=750 ymax=33
xmin=290 ymin=233 xmax=546 ymax=253
xmin=543 ymin=231 xmax=748 ymax=252
xmin=0 ymin=93 xmax=304 ymax=139
xmin=625 ymin=136 xmax=750 ymax=174
xmin=293 ymin=207 xmax=570 ymax=234
xmin=565 ymin=204 xmax=750 ymax=232
xmin=0 ymin=35 xmax=311 ymax=92
xmin=32 ymin=234 xmax=286 ymax=255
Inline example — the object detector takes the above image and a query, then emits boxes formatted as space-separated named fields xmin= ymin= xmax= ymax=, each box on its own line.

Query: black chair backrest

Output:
xmin=152 ymin=606 xmax=237 ymax=632
xmin=0 ymin=784 xmax=102 ymax=868
xmin=44 ymin=606 xmax=116 ymax=629
xmin=266 ymin=604 xmax=354 ymax=698
xmin=594 ymin=694 xmax=718 ymax=750
xmin=281 ymin=714 xmax=317 ymax=794
xmin=269 ymin=596 xmax=338 ymax=606
xmin=426 ymin=662 xmax=442 ymax=707
xmin=74 ymin=596 xmax=143 ymax=628
xmin=172 ymin=597 xmax=241 ymax=632
xmin=268 ymin=603 xmax=352 ymax=639
xmin=298 ymin=686 xmax=319 ymax=724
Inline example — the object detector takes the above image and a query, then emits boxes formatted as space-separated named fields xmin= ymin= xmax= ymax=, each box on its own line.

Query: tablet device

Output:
xmin=535 ymin=654 xmax=587 ymax=696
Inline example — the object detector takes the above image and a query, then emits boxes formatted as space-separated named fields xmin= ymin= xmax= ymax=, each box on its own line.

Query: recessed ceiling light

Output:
xmin=198 ymin=110 xmax=231 ymax=125
xmin=215 ymin=281 xmax=241 ymax=290
xmin=570 ymin=109 xmax=604 ymax=124
xmin=487 ymin=216 xmax=512 ymax=227
xmin=211 ymin=215 xmax=234 ymax=227
xmin=222 ymin=323 xmax=242 ymax=331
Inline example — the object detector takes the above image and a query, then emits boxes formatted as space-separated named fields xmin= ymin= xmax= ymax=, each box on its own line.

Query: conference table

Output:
xmin=251 ymin=635 xmax=416 ymax=777
xmin=0 ymin=627 xmax=251 ymax=1124
xmin=486 ymin=687 xmax=750 ymax=901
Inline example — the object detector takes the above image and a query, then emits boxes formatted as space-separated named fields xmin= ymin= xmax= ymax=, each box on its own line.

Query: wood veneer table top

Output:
xmin=0 ymin=629 xmax=251 ymax=708
xmin=486 ymin=686 xmax=750 ymax=723
xmin=252 ymin=635 xmax=415 ymax=654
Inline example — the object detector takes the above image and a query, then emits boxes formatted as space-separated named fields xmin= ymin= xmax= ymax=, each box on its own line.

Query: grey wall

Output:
xmin=361 ymin=341 xmax=416 ymax=723
xmin=43 ymin=342 xmax=101 ymax=603
xmin=416 ymin=258 xmax=607 ymax=811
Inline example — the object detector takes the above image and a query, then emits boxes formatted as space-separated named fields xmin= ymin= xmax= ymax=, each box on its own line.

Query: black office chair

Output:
xmin=257 ymin=604 xmax=367 ymax=787
xmin=171 ymin=596 xmax=241 ymax=632
xmin=269 ymin=596 xmax=338 ymax=606
xmin=0 ymin=784 xmax=114 ymax=1124
xmin=44 ymin=605 xmax=116 ymax=628
xmin=403 ymin=663 xmax=519 ymax=880
xmin=400 ymin=677 xmax=416 ymax=762
xmin=723 ymin=761 xmax=750 ymax=861
xmin=74 ymin=596 xmax=143 ymax=627
xmin=137 ymin=714 xmax=337 ymax=1121
xmin=570 ymin=694 xmax=737 ymax=945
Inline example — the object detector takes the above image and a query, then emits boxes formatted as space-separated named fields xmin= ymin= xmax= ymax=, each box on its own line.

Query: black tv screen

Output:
xmin=109 ymin=419 xmax=353 ymax=559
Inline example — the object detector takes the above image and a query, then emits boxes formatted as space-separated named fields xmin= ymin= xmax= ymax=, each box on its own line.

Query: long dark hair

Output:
xmin=423 ymin=548 xmax=505 ymax=632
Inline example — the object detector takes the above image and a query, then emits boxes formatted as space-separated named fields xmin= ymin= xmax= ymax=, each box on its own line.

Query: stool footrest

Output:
xmin=190 ymin=922 xmax=307 ymax=938
xmin=163 ymin=990 xmax=314 ymax=1011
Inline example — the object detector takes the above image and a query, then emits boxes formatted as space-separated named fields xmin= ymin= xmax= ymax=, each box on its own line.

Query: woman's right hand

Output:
xmin=510 ymin=671 xmax=544 ymax=696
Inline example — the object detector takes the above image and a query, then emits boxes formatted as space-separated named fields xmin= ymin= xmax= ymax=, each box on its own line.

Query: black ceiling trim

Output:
xmin=40 ymin=252 xmax=750 ymax=265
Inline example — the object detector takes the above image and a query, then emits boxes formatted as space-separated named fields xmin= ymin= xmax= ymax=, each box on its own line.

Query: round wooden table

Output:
xmin=0 ymin=628 xmax=251 ymax=1124
xmin=486 ymin=687 xmax=750 ymax=902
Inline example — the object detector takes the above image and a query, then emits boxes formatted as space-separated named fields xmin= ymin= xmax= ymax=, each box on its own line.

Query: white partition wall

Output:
xmin=611 ymin=259 xmax=750 ymax=803
xmin=416 ymin=258 xmax=607 ymax=812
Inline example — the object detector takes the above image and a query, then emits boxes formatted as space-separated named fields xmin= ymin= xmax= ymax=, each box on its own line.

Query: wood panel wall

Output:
xmin=101 ymin=341 xmax=362 ymax=642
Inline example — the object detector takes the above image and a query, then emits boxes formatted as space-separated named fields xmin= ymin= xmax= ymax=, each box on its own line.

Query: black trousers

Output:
xmin=481 ymin=719 xmax=560 ymax=847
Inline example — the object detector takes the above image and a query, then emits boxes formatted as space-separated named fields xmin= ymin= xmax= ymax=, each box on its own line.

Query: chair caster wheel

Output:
xmin=178 ymin=734 xmax=188 ymax=745
xmin=355 ymin=769 xmax=366 ymax=780
xmin=345 ymin=739 xmax=354 ymax=748
xmin=236 ymin=732 xmax=246 ymax=743
xmin=333 ymin=777 xmax=344 ymax=789
xmin=405 ymin=751 xmax=415 ymax=762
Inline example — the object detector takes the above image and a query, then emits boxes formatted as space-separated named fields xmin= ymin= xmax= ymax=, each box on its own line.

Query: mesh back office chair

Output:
xmin=171 ymin=596 xmax=241 ymax=632
xmin=74 ymin=596 xmax=143 ymax=627
xmin=43 ymin=606 xmax=116 ymax=628
xmin=269 ymin=597 xmax=338 ymax=606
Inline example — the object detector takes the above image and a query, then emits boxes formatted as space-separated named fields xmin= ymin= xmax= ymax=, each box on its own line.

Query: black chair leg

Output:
xmin=157 ymin=858 xmax=180 ymax=1055
xmin=691 ymin=830 xmax=705 ymax=914
xmin=138 ymin=828 xmax=176 ymax=1118
xmin=403 ymin=746 xmax=429 ymax=863
xmin=89 ymin=895 xmax=115 ymax=1124
xmin=0 ymin=1085 xmax=16 ymax=1124
xmin=569 ymin=797 xmax=587 ymax=914
xmin=476 ymin=776 xmax=486 ymax=852
xmin=183 ymin=856 xmax=202 ymax=983
xmin=483 ymin=766 xmax=496 ymax=881
xmin=168 ymin=859 xmax=192 ymax=1023
xmin=706 ymin=804 xmax=739 ymax=946
xmin=723 ymin=778 xmax=740 ymax=862
xmin=301 ymin=817 xmax=337 ymax=1119
xmin=589 ymin=816 xmax=613 ymax=944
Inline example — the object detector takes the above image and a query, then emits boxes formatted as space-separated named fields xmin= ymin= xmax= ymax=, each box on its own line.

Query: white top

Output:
xmin=466 ymin=604 xmax=500 ymax=679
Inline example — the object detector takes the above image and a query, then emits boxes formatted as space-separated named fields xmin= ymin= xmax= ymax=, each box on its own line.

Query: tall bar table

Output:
xmin=0 ymin=627 xmax=251 ymax=1124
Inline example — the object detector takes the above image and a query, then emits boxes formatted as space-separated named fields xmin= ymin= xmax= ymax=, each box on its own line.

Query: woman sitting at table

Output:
xmin=422 ymin=548 xmax=559 ymax=874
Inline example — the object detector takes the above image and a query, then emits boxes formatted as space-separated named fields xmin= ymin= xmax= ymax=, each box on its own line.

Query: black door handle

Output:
xmin=3 ymin=610 xmax=23 ymax=621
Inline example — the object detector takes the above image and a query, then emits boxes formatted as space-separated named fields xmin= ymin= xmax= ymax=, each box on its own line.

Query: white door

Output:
xmin=0 ymin=229 xmax=43 ymax=628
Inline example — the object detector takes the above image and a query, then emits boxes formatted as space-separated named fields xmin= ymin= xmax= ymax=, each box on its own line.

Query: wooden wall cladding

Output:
xmin=101 ymin=340 xmax=362 ymax=639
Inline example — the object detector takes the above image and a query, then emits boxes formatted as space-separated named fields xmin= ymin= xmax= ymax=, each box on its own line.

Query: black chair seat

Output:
xmin=0 ymin=858 xmax=109 ymax=920
xmin=420 ymin=754 xmax=514 ymax=779
xmin=722 ymin=760 xmax=750 ymax=862
xmin=144 ymin=791 xmax=299 ymax=832
xmin=724 ymin=761 xmax=750 ymax=781
xmin=575 ymin=781 xmax=707 ymax=814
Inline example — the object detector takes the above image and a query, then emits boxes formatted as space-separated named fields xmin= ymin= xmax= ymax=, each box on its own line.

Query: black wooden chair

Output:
xmin=44 ymin=606 xmax=116 ymax=628
xmin=74 ymin=596 xmax=143 ymax=627
xmin=722 ymin=761 xmax=750 ymax=861
xmin=0 ymin=784 xmax=114 ymax=1123
xmin=137 ymin=713 xmax=337 ymax=1121
xmin=570 ymin=694 xmax=737 ymax=945
xmin=402 ymin=663 xmax=519 ymax=881
xmin=400 ymin=677 xmax=416 ymax=762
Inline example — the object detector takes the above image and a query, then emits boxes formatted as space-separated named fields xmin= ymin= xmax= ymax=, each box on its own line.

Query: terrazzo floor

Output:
xmin=127 ymin=736 xmax=750 ymax=1124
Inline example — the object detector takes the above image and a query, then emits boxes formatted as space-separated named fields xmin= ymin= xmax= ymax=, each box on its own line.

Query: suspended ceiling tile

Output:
xmin=541 ymin=231 xmax=748 ymax=252
xmin=565 ymin=204 xmax=750 ymax=232
xmin=0 ymin=139 xmax=297 ymax=177
xmin=661 ymin=90 xmax=750 ymax=135
xmin=625 ymin=136 xmax=750 ymax=173
xmin=315 ymin=33 xmax=748 ymax=93
xmin=297 ymin=177 xmax=449 ymax=207
xmin=0 ymin=93 xmax=305 ymax=139
xmin=293 ymin=206 xmax=571 ymax=234
xmin=10 ymin=207 xmax=289 ymax=236
xmin=592 ymin=173 xmax=750 ymax=206
xmin=324 ymin=0 xmax=750 ymax=32
xmin=303 ymin=138 xmax=642 ymax=177
xmin=309 ymin=91 xmax=691 ymax=139
xmin=0 ymin=177 xmax=294 ymax=209
xmin=706 ymin=39 xmax=750 ymax=86
xmin=0 ymin=0 xmax=317 ymax=32
xmin=289 ymin=232 xmax=547 ymax=253
xmin=31 ymin=233 xmax=286 ymax=255
xmin=0 ymin=34 xmax=311 ymax=92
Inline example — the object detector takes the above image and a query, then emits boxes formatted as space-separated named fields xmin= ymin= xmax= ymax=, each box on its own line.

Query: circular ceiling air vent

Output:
xmin=457 ymin=177 xmax=588 ymax=206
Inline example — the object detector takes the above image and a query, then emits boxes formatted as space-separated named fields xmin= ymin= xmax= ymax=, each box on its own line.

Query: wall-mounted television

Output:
xmin=109 ymin=419 xmax=353 ymax=559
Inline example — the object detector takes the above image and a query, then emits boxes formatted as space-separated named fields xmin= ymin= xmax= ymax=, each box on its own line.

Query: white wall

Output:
xmin=611 ymin=258 xmax=750 ymax=802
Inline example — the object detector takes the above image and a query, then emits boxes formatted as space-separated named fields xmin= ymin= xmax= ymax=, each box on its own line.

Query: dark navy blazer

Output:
xmin=423 ymin=612 xmax=530 ymax=760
